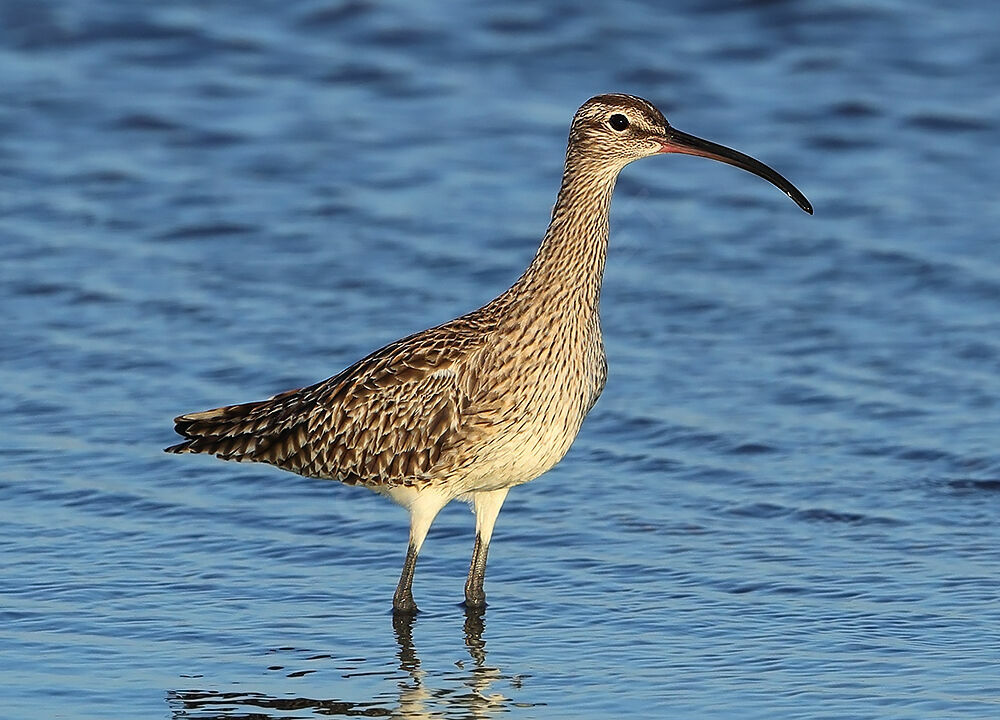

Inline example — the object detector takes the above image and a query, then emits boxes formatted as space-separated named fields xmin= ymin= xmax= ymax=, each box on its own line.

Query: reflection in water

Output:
xmin=167 ymin=608 xmax=533 ymax=719
xmin=392 ymin=608 xmax=508 ymax=718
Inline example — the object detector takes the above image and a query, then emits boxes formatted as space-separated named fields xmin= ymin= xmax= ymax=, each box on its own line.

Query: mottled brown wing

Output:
xmin=166 ymin=320 xmax=489 ymax=486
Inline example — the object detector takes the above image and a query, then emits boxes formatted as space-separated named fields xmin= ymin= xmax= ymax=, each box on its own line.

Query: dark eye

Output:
xmin=608 ymin=114 xmax=630 ymax=131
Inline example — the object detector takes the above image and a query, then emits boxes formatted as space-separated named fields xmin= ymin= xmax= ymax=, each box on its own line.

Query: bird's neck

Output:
xmin=514 ymin=153 xmax=619 ymax=317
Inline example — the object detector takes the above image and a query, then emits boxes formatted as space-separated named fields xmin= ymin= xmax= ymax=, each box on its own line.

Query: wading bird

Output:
xmin=167 ymin=94 xmax=811 ymax=613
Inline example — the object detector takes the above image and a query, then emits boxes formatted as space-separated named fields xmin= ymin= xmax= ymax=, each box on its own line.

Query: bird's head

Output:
xmin=569 ymin=94 xmax=812 ymax=214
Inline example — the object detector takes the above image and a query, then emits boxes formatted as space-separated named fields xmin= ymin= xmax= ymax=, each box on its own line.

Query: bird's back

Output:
xmin=167 ymin=309 xmax=494 ymax=486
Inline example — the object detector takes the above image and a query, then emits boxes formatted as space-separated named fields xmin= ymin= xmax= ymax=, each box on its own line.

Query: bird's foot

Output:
xmin=462 ymin=589 xmax=487 ymax=610
xmin=393 ymin=592 xmax=419 ymax=615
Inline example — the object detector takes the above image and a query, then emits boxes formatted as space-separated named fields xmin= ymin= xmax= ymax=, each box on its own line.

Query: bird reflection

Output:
xmin=168 ymin=608 xmax=526 ymax=719
xmin=391 ymin=607 xmax=508 ymax=718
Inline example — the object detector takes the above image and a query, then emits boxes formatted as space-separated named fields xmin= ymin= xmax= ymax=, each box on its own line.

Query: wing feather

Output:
xmin=166 ymin=317 xmax=491 ymax=487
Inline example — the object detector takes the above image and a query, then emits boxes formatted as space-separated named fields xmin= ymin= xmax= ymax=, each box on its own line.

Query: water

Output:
xmin=2 ymin=0 xmax=999 ymax=717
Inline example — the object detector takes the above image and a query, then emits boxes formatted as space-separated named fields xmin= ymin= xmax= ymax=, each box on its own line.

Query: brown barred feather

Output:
xmin=166 ymin=93 xmax=809 ymax=501
xmin=165 ymin=318 xmax=494 ymax=488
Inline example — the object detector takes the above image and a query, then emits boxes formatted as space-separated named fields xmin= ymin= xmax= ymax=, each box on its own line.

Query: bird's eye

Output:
xmin=608 ymin=114 xmax=630 ymax=132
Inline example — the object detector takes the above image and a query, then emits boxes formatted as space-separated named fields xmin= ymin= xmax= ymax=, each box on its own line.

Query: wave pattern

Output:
xmin=2 ymin=0 xmax=999 ymax=718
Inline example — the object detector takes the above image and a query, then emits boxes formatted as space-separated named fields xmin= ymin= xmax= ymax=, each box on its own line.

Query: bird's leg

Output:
xmin=393 ymin=543 xmax=420 ymax=614
xmin=464 ymin=534 xmax=488 ymax=608
xmin=393 ymin=489 xmax=450 ymax=614
xmin=464 ymin=488 xmax=510 ymax=609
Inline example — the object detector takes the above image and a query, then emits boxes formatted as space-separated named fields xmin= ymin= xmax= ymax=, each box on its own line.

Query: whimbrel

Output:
xmin=166 ymin=94 xmax=811 ymax=613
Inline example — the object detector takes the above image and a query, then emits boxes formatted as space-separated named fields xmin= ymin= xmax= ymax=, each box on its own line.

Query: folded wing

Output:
xmin=166 ymin=322 xmax=490 ymax=487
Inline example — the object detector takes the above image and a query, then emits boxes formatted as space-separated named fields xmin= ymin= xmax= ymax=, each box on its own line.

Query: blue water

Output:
xmin=2 ymin=1 xmax=999 ymax=717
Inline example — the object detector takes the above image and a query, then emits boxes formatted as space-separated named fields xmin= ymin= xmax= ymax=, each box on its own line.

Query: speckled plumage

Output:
xmin=166 ymin=97 xmax=633 ymax=493
xmin=167 ymin=94 xmax=811 ymax=612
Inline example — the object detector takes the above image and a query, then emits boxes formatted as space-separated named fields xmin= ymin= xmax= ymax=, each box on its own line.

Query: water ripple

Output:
xmin=3 ymin=1 xmax=1000 ymax=719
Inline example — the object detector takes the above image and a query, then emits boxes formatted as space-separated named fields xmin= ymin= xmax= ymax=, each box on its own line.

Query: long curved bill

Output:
xmin=659 ymin=128 xmax=813 ymax=214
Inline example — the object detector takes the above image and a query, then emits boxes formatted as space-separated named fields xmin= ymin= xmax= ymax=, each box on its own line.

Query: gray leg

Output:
xmin=390 ymin=489 xmax=451 ymax=613
xmin=393 ymin=543 xmax=419 ymax=614
xmin=463 ymin=488 xmax=510 ymax=609
xmin=464 ymin=534 xmax=490 ymax=608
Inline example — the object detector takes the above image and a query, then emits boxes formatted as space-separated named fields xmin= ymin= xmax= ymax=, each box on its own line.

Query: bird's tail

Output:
xmin=164 ymin=388 xmax=307 ymax=461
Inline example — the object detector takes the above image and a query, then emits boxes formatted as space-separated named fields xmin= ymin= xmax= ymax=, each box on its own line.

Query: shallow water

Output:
xmin=3 ymin=0 xmax=1000 ymax=717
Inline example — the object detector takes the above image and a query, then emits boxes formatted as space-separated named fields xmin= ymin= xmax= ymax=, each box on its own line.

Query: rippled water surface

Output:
xmin=3 ymin=1 xmax=1000 ymax=718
